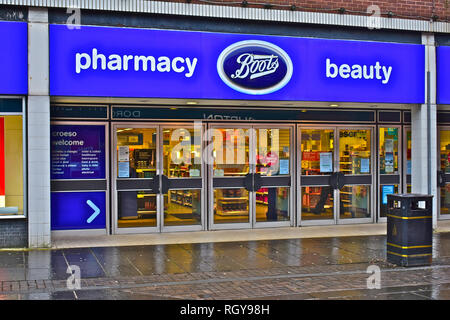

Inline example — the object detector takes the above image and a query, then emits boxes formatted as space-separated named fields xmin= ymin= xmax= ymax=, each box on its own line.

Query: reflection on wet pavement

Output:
xmin=0 ymin=233 xmax=447 ymax=281
xmin=0 ymin=233 xmax=449 ymax=300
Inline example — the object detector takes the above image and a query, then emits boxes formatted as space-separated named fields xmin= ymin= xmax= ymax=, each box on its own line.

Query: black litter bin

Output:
xmin=386 ymin=194 xmax=433 ymax=267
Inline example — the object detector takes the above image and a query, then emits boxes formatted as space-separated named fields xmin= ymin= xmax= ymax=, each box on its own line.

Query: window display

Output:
xmin=0 ymin=115 xmax=24 ymax=216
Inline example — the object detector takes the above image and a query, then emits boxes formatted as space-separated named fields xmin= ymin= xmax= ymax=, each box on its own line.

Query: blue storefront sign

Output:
xmin=0 ymin=21 xmax=27 ymax=94
xmin=51 ymin=125 xmax=106 ymax=180
xmin=51 ymin=191 xmax=106 ymax=230
xmin=437 ymin=46 xmax=450 ymax=105
xmin=50 ymin=24 xmax=425 ymax=103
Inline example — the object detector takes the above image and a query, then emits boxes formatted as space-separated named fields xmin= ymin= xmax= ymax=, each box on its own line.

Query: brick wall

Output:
xmin=162 ymin=0 xmax=450 ymax=22
xmin=0 ymin=219 xmax=28 ymax=248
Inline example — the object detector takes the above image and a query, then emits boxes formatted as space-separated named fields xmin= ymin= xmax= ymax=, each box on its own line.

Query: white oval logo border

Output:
xmin=217 ymin=40 xmax=293 ymax=95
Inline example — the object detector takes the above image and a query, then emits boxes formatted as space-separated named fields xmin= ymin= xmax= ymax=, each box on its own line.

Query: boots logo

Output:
xmin=217 ymin=40 xmax=293 ymax=95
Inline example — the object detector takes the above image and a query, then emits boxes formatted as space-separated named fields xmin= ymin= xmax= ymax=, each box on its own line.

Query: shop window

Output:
xmin=0 ymin=115 xmax=24 ymax=217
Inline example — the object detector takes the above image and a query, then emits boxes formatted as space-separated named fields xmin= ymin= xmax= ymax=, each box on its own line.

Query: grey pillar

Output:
xmin=27 ymin=8 xmax=51 ymax=248
xmin=411 ymin=33 xmax=437 ymax=229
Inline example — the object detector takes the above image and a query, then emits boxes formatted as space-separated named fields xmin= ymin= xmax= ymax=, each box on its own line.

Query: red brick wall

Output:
xmin=162 ymin=0 xmax=449 ymax=22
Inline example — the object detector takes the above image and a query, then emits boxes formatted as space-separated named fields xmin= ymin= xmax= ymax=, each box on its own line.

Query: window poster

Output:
xmin=51 ymin=125 xmax=106 ymax=180
xmin=279 ymin=159 xmax=289 ymax=175
xmin=319 ymin=152 xmax=333 ymax=173
xmin=118 ymin=146 xmax=129 ymax=162
xmin=385 ymin=139 xmax=394 ymax=153
xmin=382 ymin=185 xmax=395 ymax=205
xmin=118 ymin=162 xmax=130 ymax=178
xmin=189 ymin=168 xmax=200 ymax=177
xmin=385 ymin=152 xmax=394 ymax=173
xmin=361 ymin=158 xmax=370 ymax=173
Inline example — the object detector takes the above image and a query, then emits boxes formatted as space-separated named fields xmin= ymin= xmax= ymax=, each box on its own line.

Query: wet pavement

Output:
xmin=1 ymin=233 xmax=450 ymax=300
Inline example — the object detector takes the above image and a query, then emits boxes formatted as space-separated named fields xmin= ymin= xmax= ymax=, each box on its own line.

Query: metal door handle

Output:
xmin=244 ymin=173 xmax=253 ymax=192
xmin=161 ymin=175 xmax=170 ymax=194
xmin=438 ymin=170 xmax=446 ymax=187
xmin=330 ymin=172 xmax=345 ymax=190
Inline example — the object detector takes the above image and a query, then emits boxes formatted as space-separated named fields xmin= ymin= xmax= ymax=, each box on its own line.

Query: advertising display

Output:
xmin=0 ymin=21 xmax=27 ymax=94
xmin=51 ymin=124 xmax=106 ymax=230
xmin=50 ymin=24 xmax=425 ymax=103
xmin=51 ymin=191 xmax=106 ymax=230
xmin=437 ymin=46 xmax=450 ymax=104
xmin=51 ymin=125 xmax=106 ymax=180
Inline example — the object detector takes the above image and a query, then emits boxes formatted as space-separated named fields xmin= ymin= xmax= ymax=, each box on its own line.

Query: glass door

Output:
xmin=112 ymin=123 xmax=205 ymax=234
xmin=299 ymin=126 xmax=374 ymax=225
xmin=438 ymin=127 xmax=450 ymax=220
xmin=378 ymin=126 xmax=401 ymax=222
xmin=113 ymin=124 xmax=160 ymax=233
xmin=299 ymin=127 xmax=336 ymax=225
xmin=161 ymin=125 xmax=204 ymax=231
xmin=254 ymin=126 xmax=293 ymax=227
xmin=337 ymin=127 xmax=374 ymax=224
xmin=208 ymin=124 xmax=294 ymax=230
xmin=209 ymin=125 xmax=252 ymax=229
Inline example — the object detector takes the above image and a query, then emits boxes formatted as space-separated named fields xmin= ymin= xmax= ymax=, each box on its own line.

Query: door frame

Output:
xmin=253 ymin=124 xmax=295 ymax=229
xmin=297 ymin=124 xmax=376 ymax=226
xmin=159 ymin=122 xmax=207 ymax=232
xmin=297 ymin=125 xmax=337 ymax=226
xmin=377 ymin=125 xmax=402 ymax=223
xmin=207 ymin=123 xmax=295 ymax=230
xmin=207 ymin=123 xmax=254 ymax=230
xmin=111 ymin=122 xmax=161 ymax=234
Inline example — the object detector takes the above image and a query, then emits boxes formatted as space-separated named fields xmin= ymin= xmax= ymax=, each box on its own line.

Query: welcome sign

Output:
xmin=50 ymin=24 xmax=425 ymax=103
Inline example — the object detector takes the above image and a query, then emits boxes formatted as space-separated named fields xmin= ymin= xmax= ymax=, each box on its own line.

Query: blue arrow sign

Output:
xmin=86 ymin=200 xmax=100 ymax=223
xmin=51 ymin=191 xmax=106 ymax=230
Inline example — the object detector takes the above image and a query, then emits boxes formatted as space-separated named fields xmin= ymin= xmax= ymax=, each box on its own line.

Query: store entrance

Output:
xmin=208 ymin=124 xmax=294 ymax=230
xmin=112 ymin=123 xmax=204 ymax=233
xmin=299 ymin=126 xmax=374 ymax=225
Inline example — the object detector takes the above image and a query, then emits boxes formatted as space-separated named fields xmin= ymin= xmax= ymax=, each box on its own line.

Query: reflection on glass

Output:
xmin=0 ymin=116 xmax=23 ymax=216
xmin=118 ymin=191 xmax=157 ymax=228
xmin=256 ymin=187 xmax=290 ymax=222
xmin=379 ymin=185 xmax=398 ymax=218
xmin=301 ymin=186 xmax=333 ymax=220
xmin=440 ymin=130 xmax=450 ymax=173
xmin=213 ymin=129 xmax=249 ymax=177
xmin=214 ymin=188 xmax=249 ymax=224
xmin=441 ymin=184 xmax=450 ymax=215
xmin=301 ymin=129 xmax=334 ymax=176
xmin=163 ymin=127 xmax=201 ymax=178
xmin=117 ymin=128 xmax=156 ymax=178
xmin=256 ymin=129 xmax=290 ymax=176
xmin=339 ymin=130 xmax=371 ymax=175
xmin=340 ymin=185 xmax=371 ymax=219
xmin=164 ymin=189 xmax=201 ymax=226
xmin=379 ymin=128 xmax=398 ymax=174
